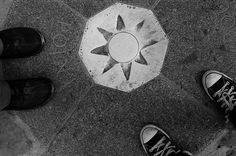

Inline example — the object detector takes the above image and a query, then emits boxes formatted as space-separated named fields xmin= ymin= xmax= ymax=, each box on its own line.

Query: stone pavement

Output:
xmin=1 ymin=0 xmax=236 ymax=155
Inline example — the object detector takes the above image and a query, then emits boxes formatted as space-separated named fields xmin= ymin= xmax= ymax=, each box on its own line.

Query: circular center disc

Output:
xmin=108 ymin=32 xmax=139 ymax=63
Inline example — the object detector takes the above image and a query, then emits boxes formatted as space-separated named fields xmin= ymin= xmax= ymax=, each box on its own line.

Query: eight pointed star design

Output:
xmin=90 ymin=15 xmax=158 ymax=80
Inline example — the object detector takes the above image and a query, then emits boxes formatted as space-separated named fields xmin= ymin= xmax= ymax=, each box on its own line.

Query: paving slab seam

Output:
xmin=44 ymin=83 xmax=95 ymax=155
xmin=159 ymin=73 xmax=222 ymax=118
xmin=159 ymin=73 xmax=233 ymax=155
xmin=13 ymin=114 xmax=46 ymax=156
xmin=1 ymin=1 xmax=232 ymax=155
xmin=0 ymin=0 xmax=13 ymax=30
xmin=74 ymin=27 xmax=96 ymax=83
xmin=43 ymin=73 xmax=215 ymax=155
xmin=53 ymin=0 xmax=94 ymax=83
xmin=54 ymin=0 xmax=88 ymax=22
xmin=195 ymin=129 xmax=233 ymax=156
xmin=151 ymin=0 xmax=161 ymax=10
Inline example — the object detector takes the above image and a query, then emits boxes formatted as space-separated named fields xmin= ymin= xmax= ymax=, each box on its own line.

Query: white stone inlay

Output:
xmin=109 ymin=32 xmax=139 ymax=63
xmin=79 ymin=3 xmax=169 ymax=92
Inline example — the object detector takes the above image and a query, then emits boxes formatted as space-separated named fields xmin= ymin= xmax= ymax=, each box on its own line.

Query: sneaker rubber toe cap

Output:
xmin=142 ymin=127 xmax=158 ymax=144
xmin=204 ymin=72 xmax=222 ymax=88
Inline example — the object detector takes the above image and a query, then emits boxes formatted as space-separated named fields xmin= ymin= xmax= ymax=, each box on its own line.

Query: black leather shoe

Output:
xmin=0 ymin=27 xmax=45 ymax=59
xmin=3 ymin=78 xmax=54 ymax=110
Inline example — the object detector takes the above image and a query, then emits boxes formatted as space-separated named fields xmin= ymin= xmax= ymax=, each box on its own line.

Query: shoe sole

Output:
xmin=140 ymin=124 xmax=170 ymax=155
xmin=202 ymin=70 xmax=233 ymax=101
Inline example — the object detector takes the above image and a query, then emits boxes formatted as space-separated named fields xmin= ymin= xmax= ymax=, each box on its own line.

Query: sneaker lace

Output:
xmin=149 ymin=136 xmax=180 ymax=156
xmin=213 ymin=81 xmax=236 ymax=116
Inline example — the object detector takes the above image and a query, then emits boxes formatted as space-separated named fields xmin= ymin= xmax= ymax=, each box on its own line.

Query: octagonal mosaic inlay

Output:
xmin=79 ymin=3 xmax=169 ymax=92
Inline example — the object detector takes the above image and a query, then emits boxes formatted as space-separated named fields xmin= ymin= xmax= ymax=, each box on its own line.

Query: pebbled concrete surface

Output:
xmin=0 ymin=0 xmax=236 ymax=155
xmin=196 ymin=129 xmax=236 ymax=156
xmin=2 ymin=0 xmax=92 ymax=148
xmin=43 ymin=75 xmax=225 ymax=156
xmin=60 ymin=0 xmax=157 ymax=18
xmin=0 ymin=0 xmax=13 ymax=79
xmin=0 ymin=112 xmax=43 ymax=156
xmin=0 ymin=112 xmax=32 ymax=156
xmin=0 ymin=0 xmax=13 ymax=29
xmin=155 ymin=0 xmax=236 ymax=112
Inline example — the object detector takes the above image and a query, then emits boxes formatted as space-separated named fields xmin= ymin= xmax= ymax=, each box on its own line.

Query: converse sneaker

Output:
xmin=202 ymin=70 xmax=236 ymax=121
xmin=140 ymin=125 xmax=192 ymax=156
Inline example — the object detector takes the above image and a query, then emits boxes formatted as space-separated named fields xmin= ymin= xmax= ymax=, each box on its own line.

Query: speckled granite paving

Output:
xmin=1 ymin=0 xmax=236 ymax=156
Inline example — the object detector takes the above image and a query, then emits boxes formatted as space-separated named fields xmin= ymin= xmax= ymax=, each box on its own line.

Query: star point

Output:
xmin=97 ymin=27 xmax=113 ymax=41
xmin=121 ymin=62 xmax=132 ymax=80
xmin=91 ymin=45 xmax=108 ymax=56
xmin=103 ymin=58 xmax=118 ymax=74
xmin=92 ymin=15 xmax=150 ymax=81
xmin=116 ymin=15 xmax=126 ymax=31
